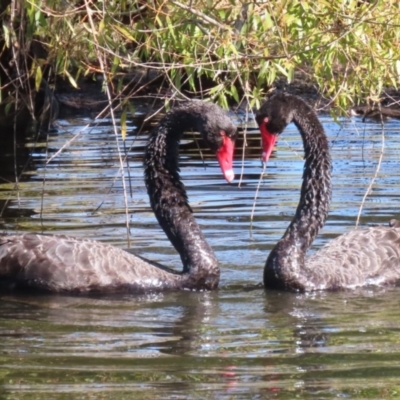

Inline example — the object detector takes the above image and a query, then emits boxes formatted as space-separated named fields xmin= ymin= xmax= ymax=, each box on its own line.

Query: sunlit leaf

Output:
xmin=2 ymin=24 xmax=10 ymax=48
xmin=64 ymin=70 xmax=78 ymax=89
xmin=113 ymin=24 xmax=136 ymax=42
xmin=230 ymin=84 xmax=240 ymax=103
xmin=273 ymin=63 xmax=289 ymax=78
xmin=2 ymin=0 xmax=400 ymax=118
xmin=35 ymin=67 xmax=43 ymax=91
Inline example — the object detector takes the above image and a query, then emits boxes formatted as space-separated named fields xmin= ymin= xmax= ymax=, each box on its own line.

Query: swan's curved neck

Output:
xmin=266 ymin=101 xmax=332 ymax=285
xmin=144 ymin=108 xmax=219 ymax=283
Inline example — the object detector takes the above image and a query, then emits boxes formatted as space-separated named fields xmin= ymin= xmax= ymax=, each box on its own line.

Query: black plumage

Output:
xmin=257 ymin=92 xmax=400 ymax=291
xmin=0 ymin=102 xmax=237 ymax=293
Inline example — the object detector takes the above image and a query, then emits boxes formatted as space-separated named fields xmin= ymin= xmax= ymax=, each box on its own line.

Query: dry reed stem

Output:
xmin=355 ymin=122 xmax=385 ymax=228
xmin=250 ymin=162 xmax=267 ymax=226
xmin=84 ymin=0 xmax=131 ymax=246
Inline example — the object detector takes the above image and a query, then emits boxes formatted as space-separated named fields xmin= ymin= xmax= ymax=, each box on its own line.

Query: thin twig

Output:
xmin=169 ymin=1 xmax=230 ymax=31
xmin=234 ymin=77 xmax=252 ymax=189
xmin=250 ymin=162 xmax=267 ymax=227
xmin=155 ymin=35 xmax=191 ymax=102
xmin=84 ymin=0 xmax=131 ymax=247
xmin=12 ymin=87 xmax=20 ymax=209
xmin=39 ymin=132 xmax=49 ymax=232
xmin=238 ymin=118 xmax=249 ymax=189
xmin=355 ymin=123 xmax=385 ymax=228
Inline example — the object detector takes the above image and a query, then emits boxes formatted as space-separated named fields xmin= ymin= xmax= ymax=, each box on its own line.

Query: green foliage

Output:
xmin=1 ymin=0 xmax=400 ymax=111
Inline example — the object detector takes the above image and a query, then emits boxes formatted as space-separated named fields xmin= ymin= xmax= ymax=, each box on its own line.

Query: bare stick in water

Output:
xmin=355 ymin=123 xmax=385 ymax=228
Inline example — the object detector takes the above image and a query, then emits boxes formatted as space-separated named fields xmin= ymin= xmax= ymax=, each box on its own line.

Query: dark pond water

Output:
xmin=1 ymin=107 xmax=400 ymax=399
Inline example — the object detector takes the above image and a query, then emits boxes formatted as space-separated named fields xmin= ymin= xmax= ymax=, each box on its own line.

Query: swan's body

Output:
xmin=0 ymin=102 xmax=237 ymax=293
xmin=256 ymin=92 xmax=400 ymax=291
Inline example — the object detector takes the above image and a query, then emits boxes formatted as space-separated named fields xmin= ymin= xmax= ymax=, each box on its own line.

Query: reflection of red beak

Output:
xmin=259 ymin=118 xmax=277 ymax=163
xmin=216 ymin=135 xmax=235 ymax=183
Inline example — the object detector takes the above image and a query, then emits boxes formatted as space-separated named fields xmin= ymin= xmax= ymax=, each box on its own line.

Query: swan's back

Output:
xmin=302 ymin=225 xmax=400 ymax=290
xmin=0 ymin=234 xmax=182 ymax=293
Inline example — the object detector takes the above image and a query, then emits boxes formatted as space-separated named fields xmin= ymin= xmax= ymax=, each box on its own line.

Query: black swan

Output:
xmin=0 ymin=101 xmax=237 ymax=293
xmin=256 ymin=92 xmax=400 ymax=291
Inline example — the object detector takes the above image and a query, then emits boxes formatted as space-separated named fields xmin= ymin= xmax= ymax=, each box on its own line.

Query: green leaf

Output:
xmin=64 ymin=70 xmax=78 ymax=89
xmin=273 ymin=63 xmax=289 ymax=78
xmin=127 ymin=102 xmax=136 ymax=117
xmin=396 ymin=60 xmax=400 ymax=78
xmin=230 ymin=84 xmax=240 ymax=103
xmin=113 ymin=24 xmax=136 ymax=42
xmin=2 ymin=24 xmax=10 ymax=48
xmin=267 ymin=68 xmax=276 ymax=86
xmin=219 ymin=92 xmax=228 ymax=109
xmin=5 ymin=102 xmax=12 ymax=115
xmin=35 ymin=67 xmax=43 ymax=91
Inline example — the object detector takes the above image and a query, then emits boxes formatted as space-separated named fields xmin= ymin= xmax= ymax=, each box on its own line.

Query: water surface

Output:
xmin=1 ymin=110 xmax=400 ymax=399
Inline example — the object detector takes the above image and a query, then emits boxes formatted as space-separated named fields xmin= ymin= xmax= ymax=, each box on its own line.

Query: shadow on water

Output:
xmin=1 ymin=110 xmax=400 ymax=398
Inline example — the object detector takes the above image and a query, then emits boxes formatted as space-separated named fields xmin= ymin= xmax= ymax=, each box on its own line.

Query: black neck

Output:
xmin=144 ymin=106 xmax=219 ymax=281
xmin=265 ymin=98 xmax=332 ymax=285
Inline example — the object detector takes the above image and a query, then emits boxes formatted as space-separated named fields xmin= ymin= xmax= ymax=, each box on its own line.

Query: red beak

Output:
xmin=259 ymin=119 xmax=277 ymax=163
xmin=216 ymin=134 xmax=235 ymax=183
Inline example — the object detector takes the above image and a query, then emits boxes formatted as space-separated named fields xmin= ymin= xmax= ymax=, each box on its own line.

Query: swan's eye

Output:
xmin=255 ymin=115 xmax=268 ymax=127
xmin=260 ymin=117 xmax=270 ymax=129
xmin=220 ymin=129 xmax=237 ymax=139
